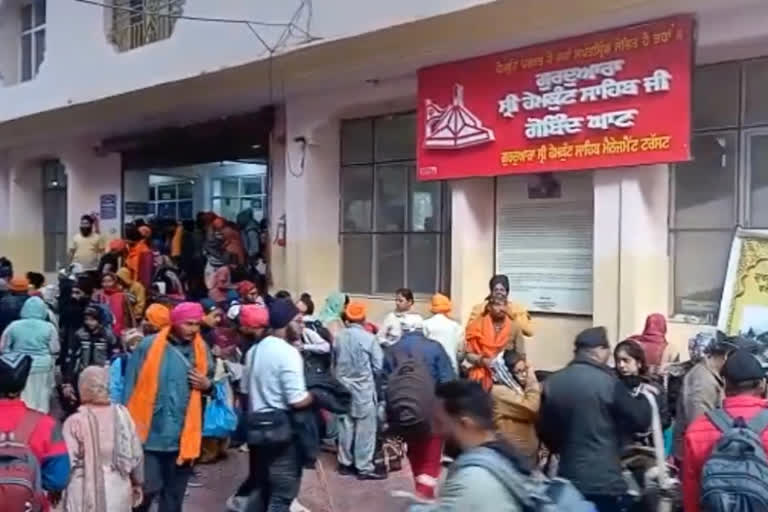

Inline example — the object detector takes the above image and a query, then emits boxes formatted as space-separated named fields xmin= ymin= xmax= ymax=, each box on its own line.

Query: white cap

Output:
xmin=400 ymin=313 xmax=424 ymax=332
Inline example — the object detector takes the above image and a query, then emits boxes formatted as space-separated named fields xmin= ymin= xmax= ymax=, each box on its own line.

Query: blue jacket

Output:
xmin=0 ymin=292 xmax=27 ymax=335
xmin=383 ymin=331 xmax=456 ymax=384
xmin=123 ymin=333 xmax=213 ymax=452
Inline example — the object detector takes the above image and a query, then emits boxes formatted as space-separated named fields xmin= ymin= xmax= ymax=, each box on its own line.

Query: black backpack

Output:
xmin=385 ymin=348 xmax=435 ymax=435
xmin=700 ymin=409 xmax=768 ymax=512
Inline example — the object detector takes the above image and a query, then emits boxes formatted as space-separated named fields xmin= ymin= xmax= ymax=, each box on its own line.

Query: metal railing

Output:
xmin=110 ymin=0 xmax=185 ymax=51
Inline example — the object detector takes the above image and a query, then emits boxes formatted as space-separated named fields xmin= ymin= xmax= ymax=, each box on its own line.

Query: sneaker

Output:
xmin=337 ymin=463 xmax=356 ymax=476
xmin=357 ymin=470 xmax=387 ymax=481
xmin=290 ymin=500 xmax=311 ymax=512
xmin=226 ymin=495 xmax=247 ymax=512
xmin=187 ymin=474 xmax=204 ymax=488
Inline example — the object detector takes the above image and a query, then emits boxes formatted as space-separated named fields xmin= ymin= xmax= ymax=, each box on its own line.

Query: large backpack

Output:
xmin=0 ymin=411 xmax=44 ymax=512
xmin=385 ymin=348 xmax=435 ymax=435
xmin=457 ymin=447 xmax=596 ymax=512
xmin=700 ymin=408 xmax=768 ymax=512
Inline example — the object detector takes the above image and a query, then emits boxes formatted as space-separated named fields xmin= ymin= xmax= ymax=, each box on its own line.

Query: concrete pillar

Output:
xmin=283 ymin=98 xmax=341 ymax=298
xmin=449 ymin=178 xmax=495 ymax=323
xmin=593 ymin=164 xmax=670 ymax=344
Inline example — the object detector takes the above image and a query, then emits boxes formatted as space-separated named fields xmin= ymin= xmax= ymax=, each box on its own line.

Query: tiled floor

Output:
xmin=186 ymin=451 xmax=415 ymax=512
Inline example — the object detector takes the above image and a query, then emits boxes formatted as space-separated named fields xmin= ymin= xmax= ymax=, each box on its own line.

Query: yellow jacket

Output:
xmin=116 ymin=267 xmax=147 ymax=320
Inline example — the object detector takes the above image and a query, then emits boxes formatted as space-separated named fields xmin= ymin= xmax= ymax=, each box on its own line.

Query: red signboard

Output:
xmin=417 ymin=15 xmax=694 ymax=180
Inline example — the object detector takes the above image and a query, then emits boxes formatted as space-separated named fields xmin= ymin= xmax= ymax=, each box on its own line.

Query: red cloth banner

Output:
xmin=417 ymin=15 xmax=694 ymax=181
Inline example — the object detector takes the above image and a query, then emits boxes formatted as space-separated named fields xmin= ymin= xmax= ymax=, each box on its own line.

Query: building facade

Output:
xmin=2 ymin=0 xmax=768 ymax=369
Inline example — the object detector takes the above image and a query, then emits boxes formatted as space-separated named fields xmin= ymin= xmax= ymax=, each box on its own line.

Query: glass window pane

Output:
xmin=674 ymin=133 xmax=736 ymax=229
xmin=749 ymin=133 xmax=768 ymax=226
xmin=745 ymin=60 xmax=768 ymax=125
xmin=242 ymin=197 xmax=263 ymax=210
xmin=375 ymin=234 xmax=404 ymax=294
xmin=411 ymin=177 xmax=441 ymax=231
xmin=21 ymin=5 xmax=32 ymax=31
xmin=212 ymin=197 xmax=239 ymax=221
xmin=149 ymin=187 xmax=156 ymax=201
xmin=375 ymin=164 xmax=407 ymax=232
xmin=34 ymin=0 xmax=46 ymax=26
xmin=375 ymin=113 xmax=416 ymax=161
xmin=157 ymin=202 xmax=176 ymax=219
xmin=342 ymin=235 xmax=372 ymax=294
xmin=674 ymin=230 xmax=731 ymax=320
xmin=212 ymin=178 xmax=239 ymax=197
xmin=34 ymin=29 xmax=45 ymax=74
xmin=158 ymin=185 xmax=177 ymax=200
xmin=242 ymin=177 xmax=263 ymax=195
xmin=178 ymin=182 xmax=194 ymax=199
xmin=341 ymin=119 xmax=373 ymax=165
xmin=341 ymin=166 xmax=372 ymax=232
xmin=21 ymin=34 xmax=32 ymax=81
xmin=179 ymin=201 xmax=194 ymax=220
xmin=693 ymin=63 xmax=740 ymax=130
xmin=407 ymin=234 xmax=439 ymax=294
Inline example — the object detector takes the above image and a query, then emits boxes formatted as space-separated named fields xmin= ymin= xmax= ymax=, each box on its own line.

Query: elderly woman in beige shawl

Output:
xmin=62 ymin=366 xmax=144 ymax=511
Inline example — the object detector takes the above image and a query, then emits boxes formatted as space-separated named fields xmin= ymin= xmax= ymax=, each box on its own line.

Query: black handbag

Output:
xmin=246 ymin=409 xmax=293 ymax=446
xmin=244 ymin=341 xmax=294 ymax=446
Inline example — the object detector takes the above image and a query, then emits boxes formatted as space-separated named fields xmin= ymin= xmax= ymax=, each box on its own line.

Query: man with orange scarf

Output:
xmin=465 ymin=296 xmax=520 ymax=391
xmin=124 ymin=302 xmax=213 ymax=512
xmin=125 ymin=225 xmax=154 ymax=290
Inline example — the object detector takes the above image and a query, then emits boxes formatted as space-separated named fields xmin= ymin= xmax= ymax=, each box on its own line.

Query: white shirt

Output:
xmin=424 ymin=313 xmax=464 ymax=373
xmin=245 ymin=335 xmax=309 ymax=412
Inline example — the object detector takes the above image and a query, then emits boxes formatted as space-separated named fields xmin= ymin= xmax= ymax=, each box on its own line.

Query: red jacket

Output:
xmin=682 ymin=395 xmax=768 ymax=512
xmin=0 ymin=399 xmax=70 ymax=509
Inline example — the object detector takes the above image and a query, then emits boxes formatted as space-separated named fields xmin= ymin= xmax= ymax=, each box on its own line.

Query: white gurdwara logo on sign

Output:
xmin=424 ymin=84 xmax=495 ymax=150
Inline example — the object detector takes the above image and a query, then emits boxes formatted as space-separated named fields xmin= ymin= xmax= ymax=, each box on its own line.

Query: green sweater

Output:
xmin=123 ymin=333 xmax=213 ymax=452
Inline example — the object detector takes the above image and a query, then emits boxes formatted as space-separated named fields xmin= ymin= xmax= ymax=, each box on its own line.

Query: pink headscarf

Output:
xmin=241 ymin=304 xmax=269 ymax=328
xmin=78 ymin=366 xmax=111 ymax=406
xmin=171 ymin=302 xmax=204 ymax=326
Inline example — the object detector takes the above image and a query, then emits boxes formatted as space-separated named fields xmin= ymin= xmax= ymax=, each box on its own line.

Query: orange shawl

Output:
xmin=127 ymin=326 xmax=208 ymax=465
xmin=125 ymin=240 xmax=150 ymax=280
xmin=466 ymin=314 xmax=512 ymax=390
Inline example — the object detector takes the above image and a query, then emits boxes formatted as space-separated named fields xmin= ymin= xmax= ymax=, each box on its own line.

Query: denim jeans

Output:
xmin=583 ymin=494 xmax=634 ymax=512
xmin=134 ymin=451 xmax=193 ymax=512
xmin=244 ymin=441 xmax=303 ymax=512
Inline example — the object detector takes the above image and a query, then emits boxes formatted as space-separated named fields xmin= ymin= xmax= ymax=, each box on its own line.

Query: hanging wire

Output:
xmin=72 ymin=0 xmax=317 ymax=54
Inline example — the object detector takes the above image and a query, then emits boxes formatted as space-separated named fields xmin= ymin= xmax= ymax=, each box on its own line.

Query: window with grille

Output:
xmin=20 ymin=0 xmax=45 ymax=82
xmin=211 ymin=175 xmax=266 ymax=222
xmin=339 ymin=112 xmax=451 ymax=295
xmin=671 ymin=58 xmax=768 ymax=323
xmin=110 ymin=0 xmax=184 ymax=52
xmin=42 ymin=160 xmax=67 ymax=272
xmin=148 ymin=179 xmax=195 ymax=220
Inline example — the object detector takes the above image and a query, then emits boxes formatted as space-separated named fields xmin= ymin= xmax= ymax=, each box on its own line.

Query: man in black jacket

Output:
xmin=537 ymin=326 xmax=651 ymax=512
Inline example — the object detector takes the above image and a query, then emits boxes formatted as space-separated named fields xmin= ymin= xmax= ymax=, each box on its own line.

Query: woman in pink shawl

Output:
xmin=62 ymin=366 xmax=144 ymax=512
xmin=629 ymin=313 xmax=679 ymax=373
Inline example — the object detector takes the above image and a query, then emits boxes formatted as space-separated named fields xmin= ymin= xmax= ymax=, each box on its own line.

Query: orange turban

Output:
xmin=431 ymin=293 xmax=452 ymax=314
xmin=8 ymin=277 xmax=29 ymax=293
xmin=345 ymin=302 xmax=367 ymax=322
xmin=109 ymin=238 xmax=127 ymax=252
xmin=145 ymin=303 xmax=170 ymax=330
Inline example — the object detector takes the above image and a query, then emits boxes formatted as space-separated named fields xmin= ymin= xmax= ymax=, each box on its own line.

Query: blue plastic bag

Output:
xmin=203 ymin=380 xmax=238 ymax=438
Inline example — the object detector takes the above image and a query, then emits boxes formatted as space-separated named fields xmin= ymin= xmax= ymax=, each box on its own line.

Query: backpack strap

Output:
xmin=706 ymin=408 xmax=735 ymax=434
xmin=746 ymin=410 xmax=768 ymax=435
xmin=13 ymin=410 xmax=41 ymax=445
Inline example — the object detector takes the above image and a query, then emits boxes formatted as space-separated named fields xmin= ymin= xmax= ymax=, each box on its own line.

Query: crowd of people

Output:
xmin=0 ymin=211 xmax=767 ymax=512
